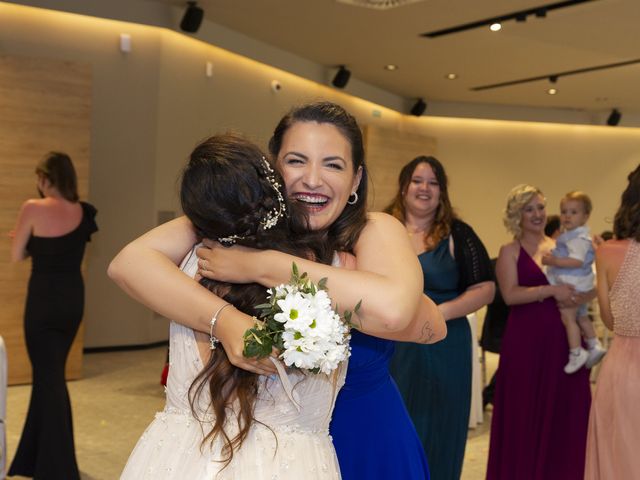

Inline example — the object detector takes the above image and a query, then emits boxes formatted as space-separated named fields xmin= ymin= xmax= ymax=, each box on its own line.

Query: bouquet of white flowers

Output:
xmin=243 ymin=264 xmax=356 ymax=375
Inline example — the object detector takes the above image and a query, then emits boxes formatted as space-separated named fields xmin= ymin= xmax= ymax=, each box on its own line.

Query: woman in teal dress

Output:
xmin=387 ymin=156 xmax=495 ymax=480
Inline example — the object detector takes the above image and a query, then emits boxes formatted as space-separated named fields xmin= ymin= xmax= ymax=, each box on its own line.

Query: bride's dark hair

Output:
xmin=180 ymin=133 xmax=331 ymax=468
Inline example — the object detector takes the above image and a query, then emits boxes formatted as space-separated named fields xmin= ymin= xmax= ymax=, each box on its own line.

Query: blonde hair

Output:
xmin=562 ymin=190 xmax=592 ymax=215
xmin=503 ymin=184 xmax=545 ymax=238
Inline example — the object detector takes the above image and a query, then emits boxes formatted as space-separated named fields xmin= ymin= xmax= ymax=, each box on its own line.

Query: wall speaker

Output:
xmin=180 ymin=2 xmax=204 ymax=33
xmin=607 ymin=108 xmax=621 ymax=126
xmin=410 ymin=98 xmax=427 ymax=116
xmin=332 ymin=66 xmax=351 ymax=88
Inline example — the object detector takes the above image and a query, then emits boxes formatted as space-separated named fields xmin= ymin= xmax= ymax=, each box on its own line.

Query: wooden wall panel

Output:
xmin=363 ymin=125 xmax=437 ymax=212
xmin=0 ymin=55 xmax=91 ymax=385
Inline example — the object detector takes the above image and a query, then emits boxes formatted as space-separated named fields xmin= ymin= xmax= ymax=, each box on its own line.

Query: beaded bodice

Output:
xmin=609 ymin=240 xmax=640 ymax=337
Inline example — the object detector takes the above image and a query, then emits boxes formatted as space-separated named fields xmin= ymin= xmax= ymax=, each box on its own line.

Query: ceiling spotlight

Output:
xmin=515 ymin=13 xmax=527 ymax=22
xmin=445 ymin=73 xmax=458 ymax=80
xmin=535 ymin=8 xmax=547 ymax=18
xmin=489 ymin=22 xmax=502 ymax=32
xmin=547 ymin=88 xmax=558 ymax=95
xmin=549 ymin=75 xmax=558 ymax=84
xmin=332 ymin=65 xmax=351 ymax=88
xmin=410 ymin=98 xmax=427 ymax=117
xmin=607 ymin=108 xmax=622 ymax=126
xmin=384 ymin=64 xmax=399 ymax=71
xmin=180 ymin=1 xmax=204 ymax=33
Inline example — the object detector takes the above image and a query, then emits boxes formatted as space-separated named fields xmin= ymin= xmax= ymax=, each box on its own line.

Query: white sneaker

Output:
xmin=585 ymin=345 xmax=607 ymax=369
xmin=564 ymin=348 xmax=589 ymax=374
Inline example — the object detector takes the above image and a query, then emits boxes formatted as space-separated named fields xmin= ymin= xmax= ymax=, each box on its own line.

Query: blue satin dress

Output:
xmin=329 ymin=330 xmax=430 ymax=479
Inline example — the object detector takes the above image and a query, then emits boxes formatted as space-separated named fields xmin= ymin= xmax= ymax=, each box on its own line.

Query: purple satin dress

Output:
xmin=486 ymin=247 xmax=591 ymax=479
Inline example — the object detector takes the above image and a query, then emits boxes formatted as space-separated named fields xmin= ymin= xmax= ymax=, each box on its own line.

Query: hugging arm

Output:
xmin=199 ymin=212 xmax=445 ymax=342
xmin=107 ymin=216 xmax=277 ymax=375
xmin=371 ymin=294 xmax=446 ymax=344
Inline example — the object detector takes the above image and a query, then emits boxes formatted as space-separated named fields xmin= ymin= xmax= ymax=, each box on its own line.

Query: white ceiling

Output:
xmin=157 ymin=0 xmax=640 ymax=113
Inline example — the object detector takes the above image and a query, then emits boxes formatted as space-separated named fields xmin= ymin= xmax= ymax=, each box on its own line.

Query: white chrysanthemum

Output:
xmin=270 ymin=284 xmax=298 ymax=303
xmin=274 ymin=292 xmax=314 ymax=330
xmin=307 ymin=289 xmax=331 ymax=311
xmin=318 ymin=341 xmax=351 ymax=374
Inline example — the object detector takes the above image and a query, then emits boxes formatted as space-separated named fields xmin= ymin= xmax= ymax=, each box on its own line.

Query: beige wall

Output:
xmin=1 ymin=2 xmax=638 ymax=348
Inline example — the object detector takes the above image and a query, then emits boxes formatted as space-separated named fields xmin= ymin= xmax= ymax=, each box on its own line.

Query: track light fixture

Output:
xmin=421 ymin=0 xmax=594 ymax=38
xmin=607 ymin=109 xmax=621 ymax=126
xmin=180 ymin=1 xmax=204 ymax=33
xmin=471 ymin=57 xmax=640 ymax=92
xmin=410 ymin=98 xmax=427 ymax=117
xmin=332 ymin=66 xmax=351 ymax=89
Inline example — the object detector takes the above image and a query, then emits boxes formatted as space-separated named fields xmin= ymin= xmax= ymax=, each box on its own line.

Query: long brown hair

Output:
xmin=613 ymin=164 xmax=640 ymax=241
xmin=268 ymin=101 xmax=368 ymax=253
xmin=35 ymin=152 xmax=79 ymax=202
xmin=385 ymin=156 xmax=456 ymax=250
xmin=180 ymin=134 xmax=331 ymax=469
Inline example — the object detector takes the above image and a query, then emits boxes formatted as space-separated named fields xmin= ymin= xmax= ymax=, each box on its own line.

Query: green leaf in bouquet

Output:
xmin=317 ymin=277 xmax=328 ymax=291
xmin=243 ymin=338 xmax=262 ymax=358
xmin=291 ymin=262 xmax=300 ymax=283
xmin=354 ymin=299 xmax=362 ymax=313
xmin=243 ymin=329 xmax=274 ymax=359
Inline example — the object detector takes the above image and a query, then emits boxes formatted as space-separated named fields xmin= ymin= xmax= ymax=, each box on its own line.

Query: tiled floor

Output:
xmin=5 ymin=346 xmax=496 ymax=479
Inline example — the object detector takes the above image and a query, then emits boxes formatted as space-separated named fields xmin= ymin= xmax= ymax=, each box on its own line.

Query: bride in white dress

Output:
xmin=118 ymin=134 xmax=345 ymax=479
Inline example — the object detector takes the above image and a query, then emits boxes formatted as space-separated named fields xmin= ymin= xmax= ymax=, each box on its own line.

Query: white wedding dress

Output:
xmin=120 ymin=249 xmax=345 ymax=479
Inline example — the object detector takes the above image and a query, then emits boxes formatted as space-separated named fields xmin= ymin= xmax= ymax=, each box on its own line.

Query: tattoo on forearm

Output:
xmin=419 ymin=320 xmax=435 ymax=343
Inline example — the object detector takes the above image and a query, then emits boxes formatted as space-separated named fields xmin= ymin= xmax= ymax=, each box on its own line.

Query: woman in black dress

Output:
xmin=9 ymin=152 xmax=97 ymax=479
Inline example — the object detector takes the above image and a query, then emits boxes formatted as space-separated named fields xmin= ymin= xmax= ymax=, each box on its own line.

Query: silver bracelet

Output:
xmin=209 ymin=303 xmax=232 ymax=350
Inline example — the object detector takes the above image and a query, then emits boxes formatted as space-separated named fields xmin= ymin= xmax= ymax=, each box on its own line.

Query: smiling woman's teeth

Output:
xmin=295 ymin=194 xmax=328 ymax=206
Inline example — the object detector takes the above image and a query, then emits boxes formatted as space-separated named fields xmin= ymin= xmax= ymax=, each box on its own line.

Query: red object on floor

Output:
xmin=160 ymin=363 xmax=169 ymax=386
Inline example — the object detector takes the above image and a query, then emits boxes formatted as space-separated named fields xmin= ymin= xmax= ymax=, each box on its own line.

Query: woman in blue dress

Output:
xmin=109 ymin=102 xmax=446 ymax=479
xmin=387 ymin=156 xmax=494 ymax=480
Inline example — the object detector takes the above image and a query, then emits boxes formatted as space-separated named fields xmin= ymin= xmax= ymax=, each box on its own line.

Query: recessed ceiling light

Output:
xmin=445 ymin=73 xmax=458 ymax=80
xmin=384 ymin=64 xmax=399 ymax=71
xmin=490 ymin=22 xmax=502 ymax=32
xmin=547 ymin=88 xmax=558 ymax=95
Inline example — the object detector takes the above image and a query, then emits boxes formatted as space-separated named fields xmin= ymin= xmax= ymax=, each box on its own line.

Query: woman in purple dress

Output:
xmin=486 ymin=184 xmax=591 ymax=480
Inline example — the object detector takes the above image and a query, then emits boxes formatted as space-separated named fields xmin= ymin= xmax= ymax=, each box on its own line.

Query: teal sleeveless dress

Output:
xmin=390 ymin=236 xmax=472 ymax=480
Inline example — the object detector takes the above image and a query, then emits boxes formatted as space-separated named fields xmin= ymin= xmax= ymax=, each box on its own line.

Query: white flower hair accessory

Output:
xmin=217 ymin=156 xmax=287 ymax=247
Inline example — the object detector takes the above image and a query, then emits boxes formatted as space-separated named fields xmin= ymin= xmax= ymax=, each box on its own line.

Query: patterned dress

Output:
xmin=585 ymin=240 xmax=640 ymax=479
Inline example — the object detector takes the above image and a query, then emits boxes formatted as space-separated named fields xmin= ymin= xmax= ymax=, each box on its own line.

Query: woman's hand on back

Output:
xmin=197 ymin=240 xmax=263 ymax=284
